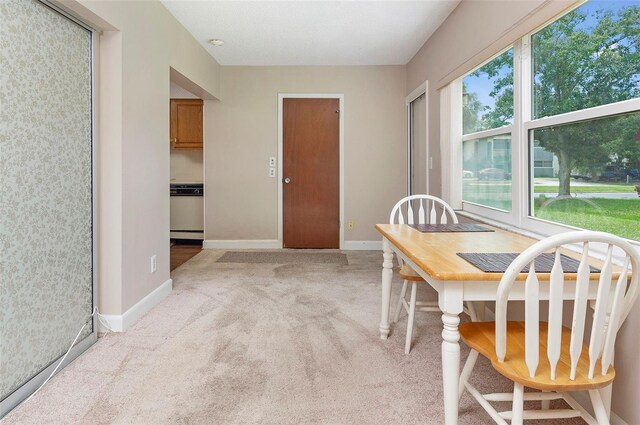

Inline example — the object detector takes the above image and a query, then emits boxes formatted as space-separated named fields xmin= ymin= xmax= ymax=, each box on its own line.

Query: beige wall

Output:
xmin=170 ymin=150 xmax=203 ymax=183
xmin=406 ymin=1 xmax=640 ymax=422
xmin=206 ymin=66 xmax=406 ymax=243
xmin=63 ymin=0 xmax=220 ymax=315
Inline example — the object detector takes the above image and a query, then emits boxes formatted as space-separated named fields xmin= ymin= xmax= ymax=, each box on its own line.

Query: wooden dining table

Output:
xmin=375 ymin=223 xmax=611 ymax=425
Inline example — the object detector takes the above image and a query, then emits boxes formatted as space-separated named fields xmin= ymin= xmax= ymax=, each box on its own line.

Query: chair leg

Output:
xmin=465 ymin=301 xmax=478 ymax=322
xmin=404 ymin=282 xmax=418 ymax=354
xmin=394 ymin=280 xmax=408 ymax=323
xmin=589 ymin=389 xmax=611 ymax=425
xmin=541 ymin=390 xmax=550 ymax=410
xmin=512 ymin=383 xmax=524 ymax=425
xmin=459 ymin=349 xmax=479 ymax=400
xmin=598 ymin=383 xmax=613 ymax=420
xmin=473 ymin=301 xmax=486 ymax=321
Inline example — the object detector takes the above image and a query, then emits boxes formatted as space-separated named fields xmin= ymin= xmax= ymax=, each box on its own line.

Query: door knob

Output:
xmin=283 ymin=177 xmax=291 ymax=184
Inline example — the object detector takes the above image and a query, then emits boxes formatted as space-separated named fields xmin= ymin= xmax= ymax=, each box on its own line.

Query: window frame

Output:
xmin=446 ymin=3 xmax=640 ymax=246
xmin=452 ymin=43 xmax=521 ymax=226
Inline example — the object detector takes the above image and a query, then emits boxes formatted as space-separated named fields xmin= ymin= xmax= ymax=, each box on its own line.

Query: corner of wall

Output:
xmin=97 ymin=29 xmax=124 ymax=316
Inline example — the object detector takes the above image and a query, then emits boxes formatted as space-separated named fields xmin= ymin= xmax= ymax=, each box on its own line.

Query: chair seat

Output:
xmin=398 ymin=264 xmax=425 ymax=282
xmin=459 ymin=321 xmax=615 ymax=391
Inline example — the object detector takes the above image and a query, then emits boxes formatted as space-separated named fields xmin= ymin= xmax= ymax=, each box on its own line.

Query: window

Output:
xmin=452 ymin=0 xmax=640 ymax=242
xmin=463 ymin=49 xmax=513 ymax=134
xmin=461 ymin=49 xmax=514 ymax=211
xmin=530 ymin=111 xmax=640 ymax=241
xmin=463 ymin=135 xmax=512 ymax=210
xmin=532 ymin=2 xmax=640 ymax=119
xmin=533 ymin=160 xmax=553 ymax=168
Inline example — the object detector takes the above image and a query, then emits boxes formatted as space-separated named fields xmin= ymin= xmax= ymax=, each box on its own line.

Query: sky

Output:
xmin=463 ymin=0 xmax=640 ymax=116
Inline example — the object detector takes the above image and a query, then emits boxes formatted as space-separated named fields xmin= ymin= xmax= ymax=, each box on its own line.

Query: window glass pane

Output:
xmin=531 ymin=111 xmax=640 ymax=241
xmin=532 ymin=1 xmax=640 ymax=119
xmin=463 ymin=49 xmax=513 ymax=135
xmin=462 ymin=135 xmax=512 ymax=211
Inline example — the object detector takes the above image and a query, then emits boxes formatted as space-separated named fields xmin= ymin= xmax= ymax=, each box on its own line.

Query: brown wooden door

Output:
xmin=283 ymin=98 xmax=340 ymax=248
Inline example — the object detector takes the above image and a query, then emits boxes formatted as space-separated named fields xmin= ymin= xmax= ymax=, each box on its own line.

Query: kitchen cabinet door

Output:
xmin=170 ymin=98 xmax=203 ymax=149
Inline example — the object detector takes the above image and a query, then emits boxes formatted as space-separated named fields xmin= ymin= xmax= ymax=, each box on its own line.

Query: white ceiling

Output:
xmin=160 ymin=1 xmax=461 ymax=66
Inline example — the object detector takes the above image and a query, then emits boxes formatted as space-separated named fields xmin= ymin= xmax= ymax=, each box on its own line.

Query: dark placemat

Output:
xmin=456 ymin=252 xmax=600 ymax=273
xmin=409 ymin=224 xmax=494 ymax=233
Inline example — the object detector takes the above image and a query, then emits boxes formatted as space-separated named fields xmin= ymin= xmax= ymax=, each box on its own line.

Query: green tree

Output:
xmin=463 ymin=49 xmax=513 ymax=134
xmin=478 ymin=49 xmax=514 ymax=130
xmin=462 ymin=86 xmax=487 ymax=134
xmin=532 ymin=5 xmax=640 ymax=195
xmin=474 ymin=3 xmax=640 ymax=196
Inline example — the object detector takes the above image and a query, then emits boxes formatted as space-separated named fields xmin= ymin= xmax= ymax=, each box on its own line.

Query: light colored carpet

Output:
xmin=216 ymin=251 xmax=348 ymax=265
xmin=3 ymin=250 xmax=586 ymax=425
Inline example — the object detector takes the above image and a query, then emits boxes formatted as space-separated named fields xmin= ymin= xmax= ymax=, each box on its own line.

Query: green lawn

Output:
xmin=534 ymin=198 xmax=640 ymax=241
xmin=463 ymin=179 xmax=640 ymax=240
xmin=463 ymin=181 xmax=512 ymax=210
xmin=533 ymin=185 xmax=636 ymax=193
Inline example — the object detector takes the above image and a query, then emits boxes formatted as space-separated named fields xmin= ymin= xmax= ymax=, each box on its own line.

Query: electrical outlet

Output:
xmin=347 ymin=220 xmax=354 ymax=230
xmin=269 ymin=167 xmax=276 ymax=177
xmin=269 ymin=157 xmax=277 ymax=167
xmin=150 ymin=255 xmax=157 ymax=273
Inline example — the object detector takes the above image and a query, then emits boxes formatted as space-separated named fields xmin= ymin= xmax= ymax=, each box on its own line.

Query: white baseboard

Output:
xmin=99 ymin=278 xmax=172 ymax=332
xmin=342 ymin=241 xmax=382 ymax=251
xmin=203 ymin=239 xmax=280 ymax=249
xmin=170 ymin=231 xmax=204 ymax=240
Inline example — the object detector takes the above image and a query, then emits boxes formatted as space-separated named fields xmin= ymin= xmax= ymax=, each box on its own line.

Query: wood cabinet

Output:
xmin=170 ymin=98 xmax=203 ymax=149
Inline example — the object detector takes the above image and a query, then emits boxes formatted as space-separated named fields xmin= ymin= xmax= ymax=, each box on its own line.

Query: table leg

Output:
xmin=442 ymin=312 xmax=461 ymax=424
xmin=379 ymin=238 xmax=394 ymax=339
xmin=440 ymin=283 xmax=464 ymax=425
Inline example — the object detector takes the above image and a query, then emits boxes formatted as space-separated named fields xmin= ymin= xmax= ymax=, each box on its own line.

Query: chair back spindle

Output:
xmin=524 ymin=263 xmax=540 ymax=378
xmin=601 ymin=256 xmax=631 ymax=375
xmin=418 ymin=200 xmax=425 ymax=224
xmin=389 ymin=195 xmax=458 ymax=227
xmin=588 ymin=245 xmax=614 ymax=378
xmin=389 ymin=195 xmax=458 ymax=270
xmin=547 ymin=250 xmax=564 ymax=380
xmin=494 ymin=231 xmax=640 ymax=384
xmin=568 ymin=244 xmax=592 ymax=380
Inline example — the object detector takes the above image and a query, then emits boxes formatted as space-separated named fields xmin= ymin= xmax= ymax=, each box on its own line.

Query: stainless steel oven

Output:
xmin=170 ymin=183 xmax=204 ymax=240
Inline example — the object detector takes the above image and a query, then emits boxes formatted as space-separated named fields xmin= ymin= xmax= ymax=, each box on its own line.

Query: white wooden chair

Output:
xmin=458 ymin=231 xmax=640 ymax=424
xmin=390 ymin=195 xmax=479 ymax=354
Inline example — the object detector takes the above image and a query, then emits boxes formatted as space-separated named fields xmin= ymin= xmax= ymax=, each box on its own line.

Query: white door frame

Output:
xmin=277 ymin=93 xmax=345 ymax=250
xmin=406 ymin=81 xmax=428 ymax=195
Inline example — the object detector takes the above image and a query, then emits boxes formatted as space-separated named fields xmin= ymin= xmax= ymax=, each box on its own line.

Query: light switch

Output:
xmin=269 ymin=157 xmax=276 ymax=167
xmin=269 ymin=167 xmax=276 ymax=177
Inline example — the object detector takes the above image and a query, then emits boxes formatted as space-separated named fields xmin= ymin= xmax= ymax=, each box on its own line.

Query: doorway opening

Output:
xmin=407 ymin=82 xmax=428 ymax=195
xmin=169 ymin=70 xmax=206 ymax=269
